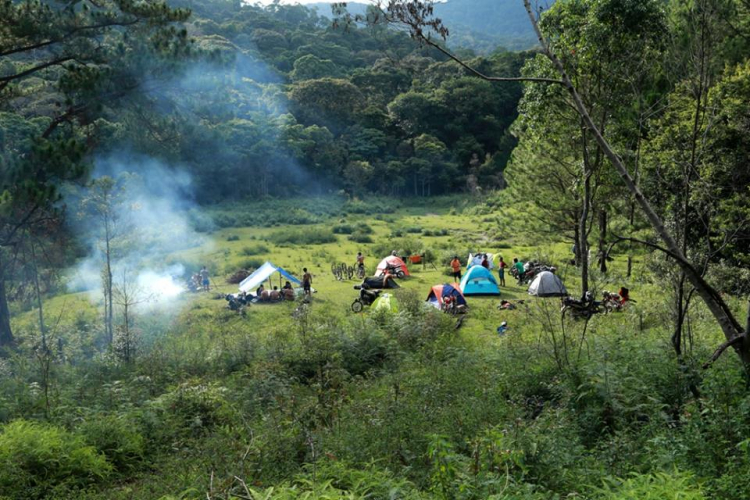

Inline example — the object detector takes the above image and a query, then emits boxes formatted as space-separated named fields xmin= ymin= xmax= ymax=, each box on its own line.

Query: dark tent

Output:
xmin=362 ymin=276 xmax=400 ymax=289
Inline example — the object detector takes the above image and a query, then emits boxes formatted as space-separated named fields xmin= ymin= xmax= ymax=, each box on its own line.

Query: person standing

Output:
xmin=450 ymin=256 xmax=462 ymax=282
xmin=200 ymin=266 xmax=210 ymax=292
xmin=356 ymin=251 xmax=365 ymax=276
xmin=302 ymin=267 xmax=312 ymax=297
xmin=498 ymin=256 xmax=507 ymax=287
xmin=513 ymin=258 xmax=525 ymax=284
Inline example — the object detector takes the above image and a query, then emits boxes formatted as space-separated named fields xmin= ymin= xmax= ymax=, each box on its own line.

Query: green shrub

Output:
xmin=0 ymin=420 xmax=112 ymax=499
xmin=225 ymin=234 xmax=240 ymax=241
xmin=240 ymin=243 xmax=269 ymax=256
xmin=236 ymin=258 xmax=264 ymax=271
xmin=593 ymin=471 xmax=705 ymax=499
xmin=707 ymin=262 xmax=750 ymax=296
xmin=332 ymin=223 xmax=354 ymax=234
xmin=405 ymin=226 xmax=422 ymax=234
xmin=152 ymin=383 xmax=235 ymax=438
xmin=79 ymin=415 xmax=146 ymax=473
xmin=269 ymin=227 xmax=336 ymax=246
xmin=334 ymin=223 xmax=373 ymax=235
xmin=342 ymin=198 xmax=397 ymax=215
xmin=348 ymin=231 xmax=373 ymax=243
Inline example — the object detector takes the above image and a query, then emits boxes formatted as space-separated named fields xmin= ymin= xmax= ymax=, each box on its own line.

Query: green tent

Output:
xmin=372 ymin=293 xmax=399 ymax=313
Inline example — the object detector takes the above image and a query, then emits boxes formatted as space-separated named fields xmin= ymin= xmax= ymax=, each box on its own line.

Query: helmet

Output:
xmin=501 ymin=321 xmax=507 ymax=327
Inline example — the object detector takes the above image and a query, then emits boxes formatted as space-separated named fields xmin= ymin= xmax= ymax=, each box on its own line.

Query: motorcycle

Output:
xmin=601 ymin=291 xmax=623 ymax=313
xmin=561 ymin=293 xmax=603 ymax=321
xmin=509 ymin=263 xmax=551 ymax=285
xmin=378 ymin=264 xmax=406 ymax=279
xmin=351 ymin=285 xmax=382 ymax=312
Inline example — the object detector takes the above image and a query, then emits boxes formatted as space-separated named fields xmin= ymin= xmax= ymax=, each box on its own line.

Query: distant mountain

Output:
xmin=309 ymin=0 xmax=547 ymax=53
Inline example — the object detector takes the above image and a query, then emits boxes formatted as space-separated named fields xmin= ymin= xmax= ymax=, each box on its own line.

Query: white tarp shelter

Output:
xmin=467 ymin=253 xmax=495 ymax=270
xmin=239 ymin=262 xmax=302 ymax=292
xmin=527 ymin=271 xmax=568 ymax=297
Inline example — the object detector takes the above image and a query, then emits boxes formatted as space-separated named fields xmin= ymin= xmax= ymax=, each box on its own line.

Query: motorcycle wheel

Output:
xmin=396 ymin=271 xmax=406 ymax=279
xmin=351 ymin=300 xmax=364 ymax=313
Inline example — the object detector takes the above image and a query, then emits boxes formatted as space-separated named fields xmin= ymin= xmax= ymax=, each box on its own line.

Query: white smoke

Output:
xmin=66 ymin=154 xmax=213 ymax=312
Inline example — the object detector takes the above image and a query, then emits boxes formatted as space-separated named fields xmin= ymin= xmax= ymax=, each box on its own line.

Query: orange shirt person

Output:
xmin=450 ymin=256 xmax=462 ymax=281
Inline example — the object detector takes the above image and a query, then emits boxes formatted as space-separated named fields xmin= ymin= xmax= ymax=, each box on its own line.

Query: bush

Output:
xmin=240 ymin=243 xmax=269 ymax=256
xmin=79 ymin=415 xmax=146 ymax=473
xmin=0 ymin=420 xmax=112 ymax=499
xmin=269 ymin=227 xmax=336 ymax=246
xmin=348 ymin=231 xmax=373 ymax=244
xmin=151 ymin=383 xmax=236 ymax=438
xmin=226 ymin=234 xmax=240 ymax=241
xmin=333 ymin=223 xmax=374 ymax=235
xmin=342 ymin=198 xmax=398 ymax=215
xmin=593 ymin=471 xmax=705 ymax=499
xmin=707 ymin=262 xmax=750 ymax=296
xmin=236 ymin=258 xmax=264 ymax=271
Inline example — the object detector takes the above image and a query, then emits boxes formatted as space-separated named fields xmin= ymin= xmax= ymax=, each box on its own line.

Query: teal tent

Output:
xmin=460 ymin=265 xmax=500 ymax=295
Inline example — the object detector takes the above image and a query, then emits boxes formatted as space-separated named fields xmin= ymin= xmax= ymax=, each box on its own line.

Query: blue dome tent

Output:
xmin=459 ymin=266 xmax=500 ymax=295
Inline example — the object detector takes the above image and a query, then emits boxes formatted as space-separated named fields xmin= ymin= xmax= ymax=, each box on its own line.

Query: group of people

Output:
xmin=449 ymin=254 xmax=525 ymax=288
xmin=187 ymin=266 xmax=211 ymax=292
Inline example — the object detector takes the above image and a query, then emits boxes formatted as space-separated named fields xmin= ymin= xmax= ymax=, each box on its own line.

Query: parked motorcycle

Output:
xmin=378 ymin=264 xmax=406 ymax=279
xmin=351 ymin=285 xmax=382 ymax=312
xmin=561 ymin=293 xmax=603 ymax=320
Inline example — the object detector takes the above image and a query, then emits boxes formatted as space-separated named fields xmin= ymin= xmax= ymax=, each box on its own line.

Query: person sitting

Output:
xmin=256 ymin=284 xmax=265 ymax=299
xmin=618 ymin=287 xmax=631 ymax=304
xmin=283 ymin=281 xmax=293 ymax=290
xmin=497 ymin=321 xmax=509 ymax=335
xmin=283 ymin=287 xmax=295 ymax=300
xmin=270 ymin=286 xmax=281 ymax=301
xmin=443 ymin=295 xmax=454 ymax=311
xmin=499 ymin=300 xmax=516 ymax=310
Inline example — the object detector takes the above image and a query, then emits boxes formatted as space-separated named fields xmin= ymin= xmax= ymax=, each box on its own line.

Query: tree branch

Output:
xmin=703 ymin=334 xmax=745 ymax=369
xmin=420 ymin=35 xmax=564 ymax=85
xmin=0 ymin=18 xmax=140 ymax=58
xmin=0 ymin=57 xmax=75 ymax=89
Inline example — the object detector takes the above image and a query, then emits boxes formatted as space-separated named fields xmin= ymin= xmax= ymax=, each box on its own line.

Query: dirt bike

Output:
xmin=379 ymin=264 xmax=406 ymax=279
xmin=509 ymin=266 xmax=534 ymax=285
xmin=351 ymin=286 xmax=381 ymax=312
xmin=561 ymin=295 xmax=603 ymax=321
xmin=601 ymin=292 xmax=623 ymax=313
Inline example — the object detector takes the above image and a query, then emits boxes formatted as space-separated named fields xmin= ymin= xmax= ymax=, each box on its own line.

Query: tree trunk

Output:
xmin=579 ymin=136 xmax=591 ymax=296
xmin=105 ymin=234 xmax=113 ymax=346
xmin=31 ymin=241 xmax=47 ymax=350
xmin=0 ymin=273 xmax=13 ymax=349
xmin=573 ymin=223 xmax=581 ymax=266
xmin=598 ymin=209 xmax=607 ymax=273
xmin=523 ymin=0 xmax=750 ymax=364
xmin=672 ymin=273 xmax=687 ymax=357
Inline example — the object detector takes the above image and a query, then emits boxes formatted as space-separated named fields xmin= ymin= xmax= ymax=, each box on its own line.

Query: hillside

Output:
xmin=310 ymin=0 xmax=544 ymax=52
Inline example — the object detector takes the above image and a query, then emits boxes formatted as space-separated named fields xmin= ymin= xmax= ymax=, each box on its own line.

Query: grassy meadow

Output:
xmin=3 ymin=196 xmax=748 ymax=499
